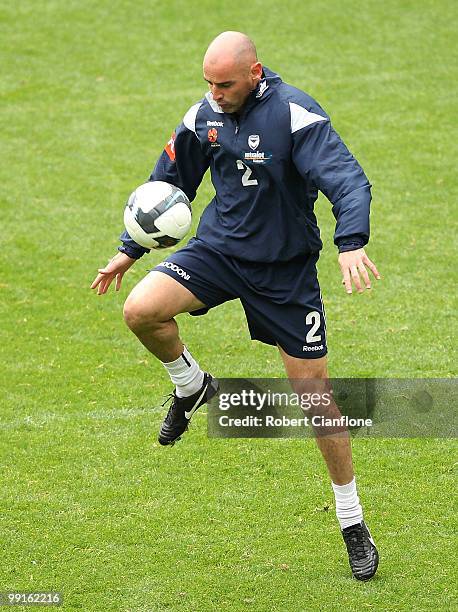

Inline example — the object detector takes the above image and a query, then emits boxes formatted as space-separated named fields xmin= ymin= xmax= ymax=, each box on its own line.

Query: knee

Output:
xmin=123 ymin=294 xmax=163 ymax=332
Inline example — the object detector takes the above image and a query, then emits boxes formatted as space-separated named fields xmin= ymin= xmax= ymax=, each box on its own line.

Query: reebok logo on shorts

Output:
xmin=158 ymin=261 xmax=191 ymax=280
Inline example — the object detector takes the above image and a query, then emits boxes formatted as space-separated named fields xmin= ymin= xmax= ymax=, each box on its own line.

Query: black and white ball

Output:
xmin=124 ymin=181 xmax=192 ymax=249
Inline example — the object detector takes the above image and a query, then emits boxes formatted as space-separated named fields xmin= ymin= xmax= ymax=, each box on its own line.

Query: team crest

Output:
xmin=208 ymin=128 xmax=218 ymax=143
xmin=248 ymin=134 xmax=260 ymax=150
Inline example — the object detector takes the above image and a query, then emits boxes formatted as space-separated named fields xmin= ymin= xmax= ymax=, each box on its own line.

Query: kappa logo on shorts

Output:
xmin=158 ymin=261 xmax=190 ymax=280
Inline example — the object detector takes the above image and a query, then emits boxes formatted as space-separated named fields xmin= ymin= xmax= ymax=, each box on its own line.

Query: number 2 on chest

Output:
xmin=236 ymin=160 xmax=258 ymax=186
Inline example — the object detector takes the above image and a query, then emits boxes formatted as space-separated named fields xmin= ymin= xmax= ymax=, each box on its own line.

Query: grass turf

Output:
xmin=1 ymin=0 xmax=457 ymax=610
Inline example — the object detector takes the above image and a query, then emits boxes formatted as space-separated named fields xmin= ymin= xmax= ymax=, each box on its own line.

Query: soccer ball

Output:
xmin=124 ymin=181 xmax=192 ymax=249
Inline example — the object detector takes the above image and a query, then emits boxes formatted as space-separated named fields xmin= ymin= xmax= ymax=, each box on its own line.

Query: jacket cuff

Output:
xmin=117 ymin=244 xmax=148 ymax=260
xmin=336 ymin=237 xmax=366 ymax=253
xmin=118 ymin=229 xmax=151 ymax=259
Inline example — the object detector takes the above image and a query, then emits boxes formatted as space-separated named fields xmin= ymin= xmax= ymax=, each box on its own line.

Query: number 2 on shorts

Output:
xmin=305 ymin=311 xmax=322 ymax=343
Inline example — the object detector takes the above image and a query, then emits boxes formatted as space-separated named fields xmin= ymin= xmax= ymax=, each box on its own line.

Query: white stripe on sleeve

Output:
xmin=183 ymin=102 xmax=203 ymax=134
xmin=289 ymin=102 xmax=327 ymax=133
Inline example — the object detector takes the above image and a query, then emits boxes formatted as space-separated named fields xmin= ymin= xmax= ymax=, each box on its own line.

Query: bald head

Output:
xmin=203 ymin=32 xmax=262 ymax=113
xmin=204 ymin=31 xmax=257 ymax=72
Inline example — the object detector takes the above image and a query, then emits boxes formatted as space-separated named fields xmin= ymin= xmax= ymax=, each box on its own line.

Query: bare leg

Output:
xmin=123 ymin=271 xmax=206 ymax=362
xmin=277 ymin=347 xmax=354 ymax=485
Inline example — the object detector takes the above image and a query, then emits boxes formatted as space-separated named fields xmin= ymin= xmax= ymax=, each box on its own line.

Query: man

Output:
xmin=91 ymin=31 xmax=380 ymax=580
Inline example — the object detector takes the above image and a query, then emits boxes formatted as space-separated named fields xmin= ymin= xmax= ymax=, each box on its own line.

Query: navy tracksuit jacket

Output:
xmin=119 ymin=67 xmax=371 ymax=263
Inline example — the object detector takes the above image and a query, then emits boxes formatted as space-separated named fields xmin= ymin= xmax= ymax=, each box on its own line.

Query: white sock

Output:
xmin=332 ymin=477 xmax=363 ymax=530
xmin=162 ymin=346 xmax=205 ymax=398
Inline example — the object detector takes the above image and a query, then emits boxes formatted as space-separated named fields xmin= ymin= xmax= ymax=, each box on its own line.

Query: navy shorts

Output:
xmin=152 ymin=238 xmax=327 ymax=359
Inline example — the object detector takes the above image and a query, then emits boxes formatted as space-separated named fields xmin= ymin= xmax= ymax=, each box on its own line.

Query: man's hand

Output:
xmin=338 ymin=248 xmax=380 ymax=294
xmin=90 ymin=252 xmax=136 ymax=295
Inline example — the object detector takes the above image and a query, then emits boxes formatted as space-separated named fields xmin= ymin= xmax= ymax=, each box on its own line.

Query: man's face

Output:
xmin=203 ymin=60 xmax=262 ymax=114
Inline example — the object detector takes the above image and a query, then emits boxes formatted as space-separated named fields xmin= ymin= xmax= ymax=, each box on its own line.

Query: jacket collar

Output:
xmin=240 ymin=66 xmax=282 ymax=115
xmin=253 ymin=66 xmax=282 ymax=98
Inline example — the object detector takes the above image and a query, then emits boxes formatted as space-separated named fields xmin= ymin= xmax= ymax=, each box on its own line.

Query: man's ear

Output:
xmin=251 ymin=61 xmax=263 ymax=80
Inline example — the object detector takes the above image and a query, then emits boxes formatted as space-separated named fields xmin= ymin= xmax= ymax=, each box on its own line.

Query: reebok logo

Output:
xmin=158 ymin=261 xmax=190 ymax=280
xmin=302 ymin=344 xmax=324 ymax=352
xmin=207 ymin=120 xmax=224 ymax=127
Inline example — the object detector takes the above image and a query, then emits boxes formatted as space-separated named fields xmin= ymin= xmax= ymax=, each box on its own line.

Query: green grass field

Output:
xmin=1 ymin=0 xmax=457 ymax=610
